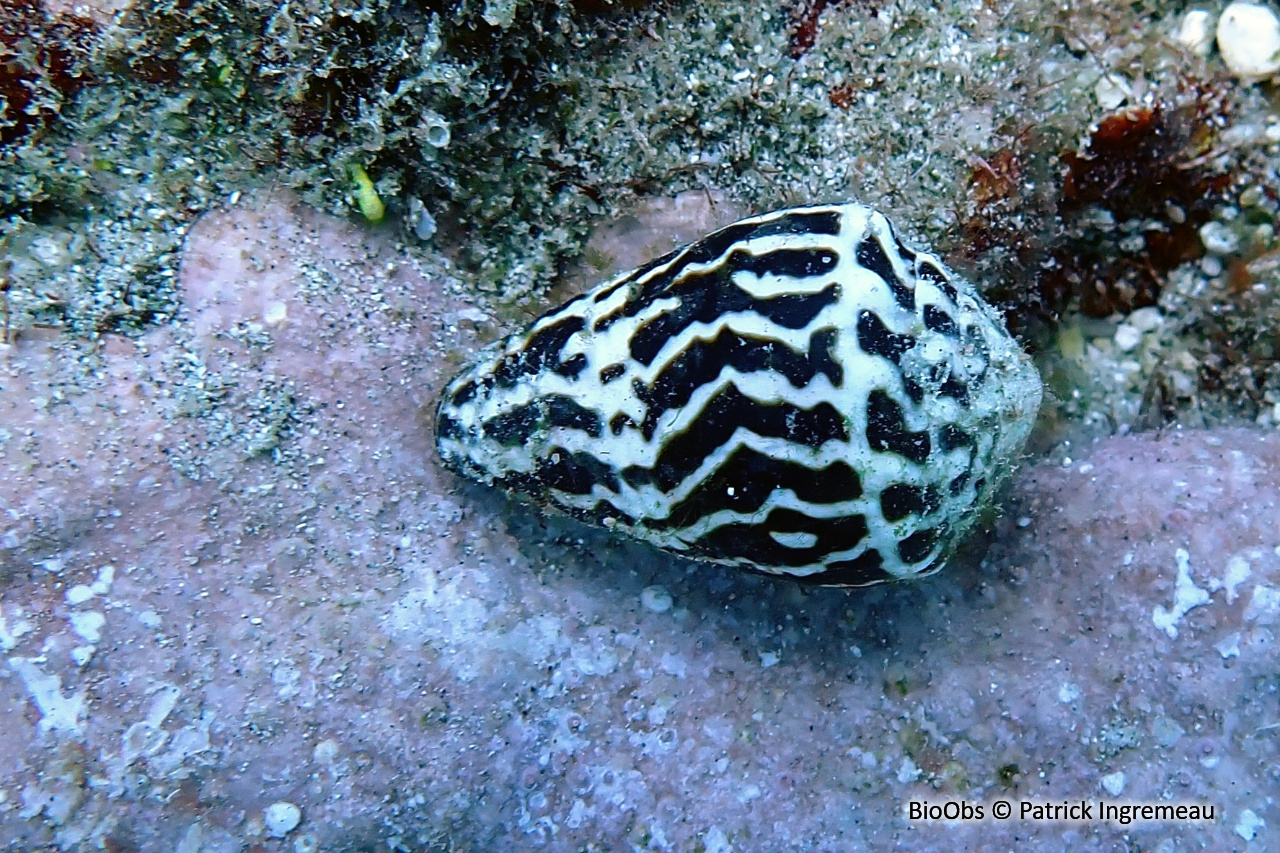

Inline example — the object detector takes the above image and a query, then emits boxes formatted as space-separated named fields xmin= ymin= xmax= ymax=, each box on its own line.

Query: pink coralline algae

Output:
xmin=1 ymin=196 xmax=1277 ymax=851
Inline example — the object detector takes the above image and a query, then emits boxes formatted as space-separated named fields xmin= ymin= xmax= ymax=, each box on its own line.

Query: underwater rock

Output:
xmin=0 ymin=197 xmax=1275 ymax=852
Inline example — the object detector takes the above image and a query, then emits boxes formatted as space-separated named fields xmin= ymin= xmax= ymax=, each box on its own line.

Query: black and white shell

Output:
xmin=436 ymin=203 xmax=1042 ymax=586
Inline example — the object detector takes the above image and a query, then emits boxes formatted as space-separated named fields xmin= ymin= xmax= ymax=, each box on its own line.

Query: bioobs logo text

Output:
xmin=907 ymin=801 xmax=985 ymax=821
xmin=906 ymin=798 xmax=1216 ymax=825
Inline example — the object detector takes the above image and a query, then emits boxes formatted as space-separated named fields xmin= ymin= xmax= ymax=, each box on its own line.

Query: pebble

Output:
xmin=66 ymin=585 xmax=96 ymax=605
xmin=1100 ymin=771 xmax=1126 ymax=797
xmin=1235 ymin=808 xmax=1265 ymax=841
xmin=1173 ymin=9 xmax=1215 ymax=56
xmin=1094 ymin=74 xmax=1129 ymax=109
xmin=1199 ymin=221 xmax=1240 ymax=255
xmin=1126 ymin=306 xmax=1163 ymax=332
xmin=640 ymin=585 xmax=673 ymax=613
xmin=1217 ymin=2 xmax=1280 ymax=78
xmin=408 ymin=197 xmax=437 ymax=242
xmin=264 ymin=802 xmax=302 ymax=837
xmin=263 ymin=301 xmax=288 ymax=325
xmin=1113 ymin=324 xmax=1143 ymax=352
xmin=69 ymin=611 xmax=105 ymax=644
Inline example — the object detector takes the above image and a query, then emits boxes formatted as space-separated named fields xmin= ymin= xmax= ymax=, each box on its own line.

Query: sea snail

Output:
xmin=435 ymin=203 xmax=1042 ymax=586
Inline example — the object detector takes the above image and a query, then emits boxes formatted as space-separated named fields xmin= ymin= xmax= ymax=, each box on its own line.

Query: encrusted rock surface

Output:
xmin=1 ymin=198 xmax=1277 ymax=851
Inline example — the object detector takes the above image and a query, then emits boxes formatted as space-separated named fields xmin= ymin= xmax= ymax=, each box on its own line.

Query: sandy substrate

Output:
xmin=1 ymin=196 xmax=1277 ymax=851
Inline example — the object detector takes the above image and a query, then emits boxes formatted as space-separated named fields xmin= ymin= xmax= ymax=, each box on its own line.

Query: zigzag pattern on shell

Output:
xmin=436 ymin=203 xmax=1042 ymax=587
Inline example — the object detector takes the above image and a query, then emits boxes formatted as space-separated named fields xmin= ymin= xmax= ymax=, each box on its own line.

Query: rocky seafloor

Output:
xmin=2 ymin=195 xmax=1278 ymax=851
xmin=5 ymin=0 xmax=1280 ymax=847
